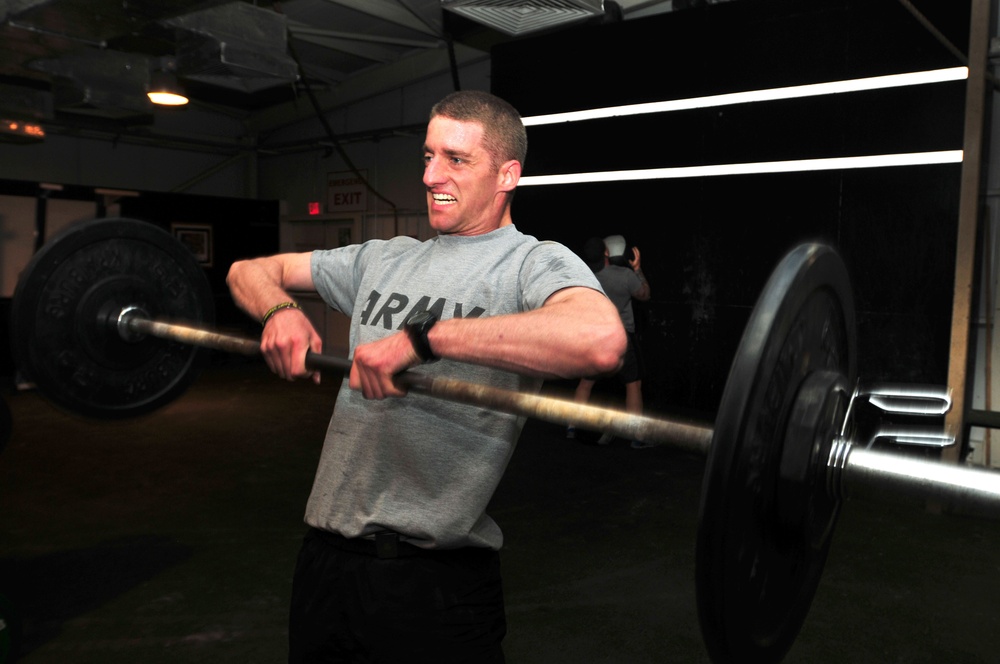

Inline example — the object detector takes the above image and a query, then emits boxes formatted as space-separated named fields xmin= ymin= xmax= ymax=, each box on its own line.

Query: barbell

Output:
xmin=10 ymin=217 xmax=1000 ymax=663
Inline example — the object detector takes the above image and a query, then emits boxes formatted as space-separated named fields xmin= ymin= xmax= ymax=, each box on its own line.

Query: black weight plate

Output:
xmin=10 ymin=217 xmax=214 ymax=418
xmin=696 ymin=243 xmax=856 ymax=664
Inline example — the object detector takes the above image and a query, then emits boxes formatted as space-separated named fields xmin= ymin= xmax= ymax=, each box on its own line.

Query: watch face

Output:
xmin=407 ymin=311 xmax=433 ymax=326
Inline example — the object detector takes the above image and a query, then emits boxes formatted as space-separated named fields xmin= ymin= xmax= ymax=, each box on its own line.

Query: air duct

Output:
xmin=441 ymin=0 xmax=606 ymax=37
xmin=28 ymin=49 xmax=154 ymax=119
xmin=163 ymin=2 xmax=299 ymax=94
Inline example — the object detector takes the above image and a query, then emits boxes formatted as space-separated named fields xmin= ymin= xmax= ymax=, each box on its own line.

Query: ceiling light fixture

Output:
xmin=517 ymin=66 xmax=966 ymax=183
xmin=518 ymin=151 xmax=964 ymax=186
xmin=147 ymin=69 xmax=189 ymax=106
xmin=521 ymin=67 xmax=968 ymax=126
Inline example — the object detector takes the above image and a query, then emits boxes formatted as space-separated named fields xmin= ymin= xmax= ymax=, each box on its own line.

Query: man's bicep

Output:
xmin=280 ymin=252 xmax=317 ymax=291
xmin=543 ymin=285 xmax=610 ymax=310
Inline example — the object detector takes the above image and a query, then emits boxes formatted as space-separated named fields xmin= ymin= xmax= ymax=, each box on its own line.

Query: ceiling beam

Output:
xmin=291 ymin=32 xmax=404 ymax=64
xmin=318 ymin=0 xmax=441 ymax=37
xmin=288 ymin=21 xmax=443 ymax=50
xmin=247 ymin=42 xmax=486 ymax=136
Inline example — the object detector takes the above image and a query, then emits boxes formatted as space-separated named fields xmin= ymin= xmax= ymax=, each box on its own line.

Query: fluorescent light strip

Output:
xmin=518 ymin=150 xmax=963 ymax=186
xmin=521 ymin=67 xmax=968 ymax=127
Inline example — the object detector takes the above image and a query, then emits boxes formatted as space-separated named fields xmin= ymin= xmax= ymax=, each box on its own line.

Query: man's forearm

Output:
xmin=426 ymin=288 xmax=626 ymax=379
xmin=227 ymin=259 xmax=297 ymax=323
xmin=227 ymin=253 xmax=313 ymax=323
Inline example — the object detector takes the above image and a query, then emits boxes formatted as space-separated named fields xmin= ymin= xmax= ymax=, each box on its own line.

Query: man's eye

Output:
xmin=451 ymin=157 xmax=463 ymax=165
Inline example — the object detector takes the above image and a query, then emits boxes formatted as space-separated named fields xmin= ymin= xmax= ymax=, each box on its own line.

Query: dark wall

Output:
xmin=118 ymin=192 xmax=280 ymax=333
xmin=493 ymin=0 xmax=969 ymax=414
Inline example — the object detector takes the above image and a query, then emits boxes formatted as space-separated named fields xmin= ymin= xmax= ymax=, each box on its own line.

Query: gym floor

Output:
xmin=2 ymin=361 xmax=999 ymax=664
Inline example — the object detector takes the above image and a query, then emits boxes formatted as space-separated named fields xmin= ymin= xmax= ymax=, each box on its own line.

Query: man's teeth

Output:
xmin=433 ymin=194 xmax=457 ymax=204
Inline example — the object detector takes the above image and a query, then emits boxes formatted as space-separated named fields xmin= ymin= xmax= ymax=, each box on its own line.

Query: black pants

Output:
xmin=618 ymin=332 xmax=643 ymax=384
xmin=289 ymin=529 xmax=507 ymax=663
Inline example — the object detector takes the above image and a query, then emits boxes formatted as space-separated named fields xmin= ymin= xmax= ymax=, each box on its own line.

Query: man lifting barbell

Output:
xmin=226 ymin=90 xmax=626 ymax=663
xmin=15 ymin=92 xmax=1000 ymax=664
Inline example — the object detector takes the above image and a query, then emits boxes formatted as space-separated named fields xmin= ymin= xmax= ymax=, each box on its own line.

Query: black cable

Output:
xmin=446 ymin=34 xmax=461 ymax=91
xmin=283 ymin=25 xmax=401 ymax=226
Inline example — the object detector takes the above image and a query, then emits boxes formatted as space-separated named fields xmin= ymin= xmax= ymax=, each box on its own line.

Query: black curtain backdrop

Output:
xmin=492 ymin=0 xmax=970 ymax=415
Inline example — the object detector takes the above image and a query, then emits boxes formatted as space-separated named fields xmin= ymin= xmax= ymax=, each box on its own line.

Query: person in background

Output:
xmin=568 ymin=234 xmax=652 ymax=448
xmin=227 ymin=90 xmax=626 ymax=663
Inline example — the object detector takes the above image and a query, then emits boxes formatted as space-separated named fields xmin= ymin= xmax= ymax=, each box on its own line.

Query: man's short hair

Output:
xmin=431 ymin=90 xmax=528 ymax=171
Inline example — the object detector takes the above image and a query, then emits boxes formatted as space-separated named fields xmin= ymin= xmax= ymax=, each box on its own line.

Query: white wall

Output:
xmin=0 ymin=195 xmax=101 ymax=297
xmin=0 ymin=106 xmax=254 ymax=198
xmin=0 ymin=58 xmax=490 ymax=297
xmin=259 ymin=59 xmax=492 ymax=236
xmin=0 ymin=59 xmax=490 ymax=223
xmin=0 ymin=195 xmax=39 ymax=299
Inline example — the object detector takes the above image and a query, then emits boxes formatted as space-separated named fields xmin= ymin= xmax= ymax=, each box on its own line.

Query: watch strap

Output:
xmin=406 ymin=312 xmax=438 ymax=363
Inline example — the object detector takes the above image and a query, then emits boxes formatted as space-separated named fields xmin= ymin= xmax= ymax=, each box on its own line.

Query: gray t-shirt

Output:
xmin=307 ymin=224 xmax=603 ymax=550
xmin=596 ymin=264 xmax=643 ymax=332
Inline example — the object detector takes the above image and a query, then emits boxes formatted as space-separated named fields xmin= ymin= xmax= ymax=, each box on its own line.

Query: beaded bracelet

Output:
xmin=261 ymin=301 xmax=302 ymax=326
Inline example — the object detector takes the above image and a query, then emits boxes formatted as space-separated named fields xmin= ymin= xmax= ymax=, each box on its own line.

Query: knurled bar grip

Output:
xmin=123 ymin=315 xmax=715 ymax=454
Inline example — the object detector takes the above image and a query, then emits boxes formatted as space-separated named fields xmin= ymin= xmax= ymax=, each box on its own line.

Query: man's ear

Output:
xmin=497 ymin=159 xmax=521 ymax=192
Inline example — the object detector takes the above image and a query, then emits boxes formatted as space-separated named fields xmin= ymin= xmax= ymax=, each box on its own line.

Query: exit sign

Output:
xmin=327 ymin=170 xmax=368 ymax=212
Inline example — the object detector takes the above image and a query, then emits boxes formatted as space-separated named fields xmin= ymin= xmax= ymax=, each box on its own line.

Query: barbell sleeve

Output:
xmin=836 ymin=444 xmax=1000 ymax=519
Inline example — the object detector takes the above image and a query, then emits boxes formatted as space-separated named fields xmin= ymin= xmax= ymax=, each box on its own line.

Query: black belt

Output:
xmin=309 ymin=528 xmax=490 ymax=560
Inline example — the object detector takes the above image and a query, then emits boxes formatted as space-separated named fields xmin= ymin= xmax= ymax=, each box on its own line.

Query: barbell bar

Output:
xmin=118 ymin=310 xmax=717 ymax=455
xmin=117 ymin=310 xmax=1000 ymax=514
xmin=11 ymin=217 xmax=1000 ymax=664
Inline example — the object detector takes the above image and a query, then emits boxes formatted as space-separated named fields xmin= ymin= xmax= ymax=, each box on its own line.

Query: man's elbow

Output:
xmin=225 ymin=259 xmax=247 ymax=288
xmin=225 ymin=263 xmax=237 ymax=290
xmin=226 ymin=258 xmax=264 ymax=294
xmin=589 ymin=324 xmax=628 ymax=375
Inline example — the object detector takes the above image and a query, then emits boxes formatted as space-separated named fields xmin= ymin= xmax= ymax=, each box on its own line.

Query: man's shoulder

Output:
xmin=354 ymin=235 xmax=425 ymax=260
xmin=602 ymin=264 xmax=635 ymax=278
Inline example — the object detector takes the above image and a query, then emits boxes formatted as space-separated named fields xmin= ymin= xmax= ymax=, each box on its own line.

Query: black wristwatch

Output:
xmin=405 ymin=311 xmax=438 ymax=363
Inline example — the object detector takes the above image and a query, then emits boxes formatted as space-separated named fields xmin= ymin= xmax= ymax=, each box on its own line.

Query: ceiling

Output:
xmin=0 ymin=0 xmax=678 ymax=144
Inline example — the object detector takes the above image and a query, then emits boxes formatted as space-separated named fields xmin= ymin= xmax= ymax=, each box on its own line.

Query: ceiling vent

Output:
xmin=441 ymin=0 xmax=606 ymax=36
xmin=162 ymin=2 xmax=299 ymax=94
xmin=28 ymin=49 xmax=154 ymax=120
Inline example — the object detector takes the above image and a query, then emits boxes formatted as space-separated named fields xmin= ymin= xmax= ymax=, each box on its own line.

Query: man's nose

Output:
xmin=423 ymin=157 xmax=442 ymax=186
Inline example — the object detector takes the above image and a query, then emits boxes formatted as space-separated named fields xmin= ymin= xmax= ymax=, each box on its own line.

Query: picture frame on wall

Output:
xmin=172 ymin=223 xmax=213 ymax=267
